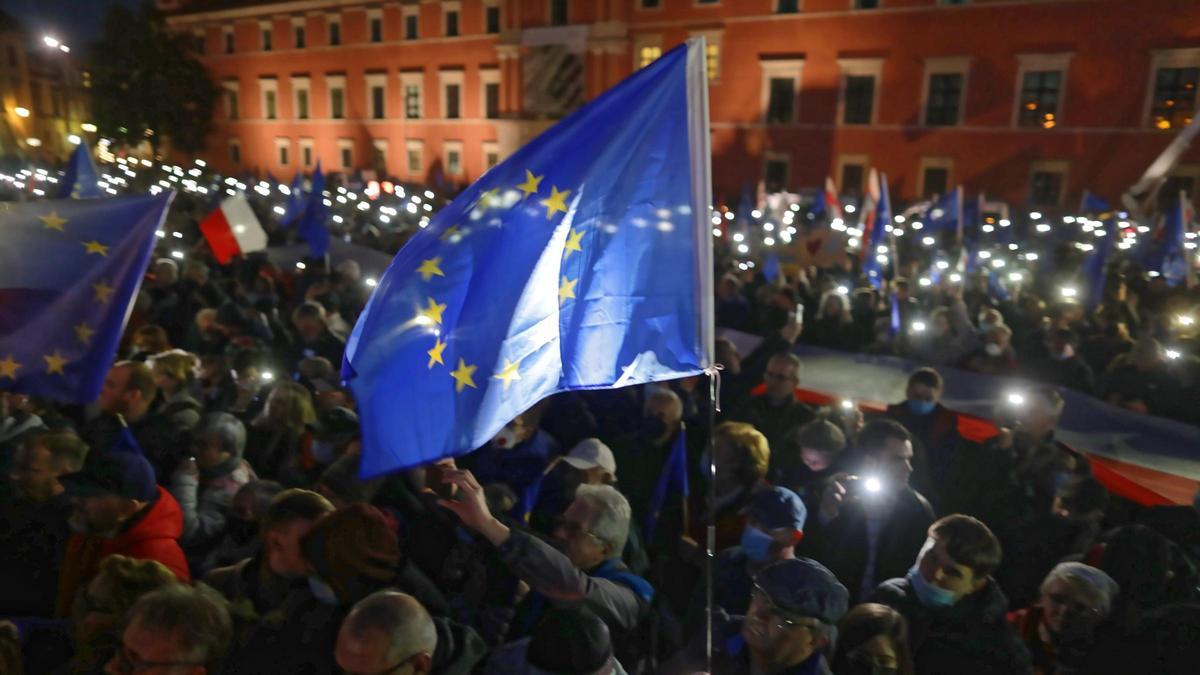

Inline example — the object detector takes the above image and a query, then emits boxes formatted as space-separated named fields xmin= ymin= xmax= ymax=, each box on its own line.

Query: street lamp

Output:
xmin=14 ymin=107 xmax=30 ymax=118
xmin=43 ymin=36 xmax=60 ymax=48
xmin=81 ymin=122 xmax=97 ymax=133
xmin=26 ymin=138 xmax=42 ymax=147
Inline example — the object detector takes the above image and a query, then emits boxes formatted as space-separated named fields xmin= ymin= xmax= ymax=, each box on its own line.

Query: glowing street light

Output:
xmin=14 ymin=107 xmax=30 ymax=118
xmin=42 ymin=36 xmax=60 ymax=48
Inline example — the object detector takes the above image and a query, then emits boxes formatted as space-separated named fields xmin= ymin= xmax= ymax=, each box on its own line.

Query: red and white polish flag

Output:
xmin=199 ymin=195 xmax=267 ymax=264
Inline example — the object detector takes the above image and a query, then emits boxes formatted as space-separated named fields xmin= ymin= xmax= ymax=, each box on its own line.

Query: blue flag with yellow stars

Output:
xmin=57 ymin=144 xmax=103 ymax=199
xmin=0 ymin=194 xmax=173 ymax=403
xmin=344 ymin=40 xmax=715 ymax=476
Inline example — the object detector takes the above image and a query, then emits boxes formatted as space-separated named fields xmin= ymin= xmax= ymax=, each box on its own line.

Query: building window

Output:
xmin=486 ymin=6 xmax=501 ymax=33
xmin=371 ymin=86 xmax=385 ymax=119
xmin=641 ymin=0 xmax=661 ymax=8
xmin=705 ymin=40 xmax=721 ymax=82
xmin=550 ymin=0 xmax=569 ymax=26
xmin=277 ymin=141 xmax=290 ymax=166
xmin=777 ymin=0 xmax=800 ymax=12
xmin=300 ymin=139 xmax=314 ymax=167
xmin=229 ymin=140 xmax=241 ymax=164
xmin=1018 ymin=71 xmax=1061 ymax=128
xmin=485 ymin=83 xmax=500 ymax=118
xmin=194 ymin=32 xmax=205 ymax=54
xmin=407 ymin=140 xmax=423 ymax=174
xmin=940 ymin=0 xmax=969 ymax=5
xmin=223 ymin=28 xmax=234 ymax=53
xmin=265 ymin=91 xmax=277 ymax=119
xmin=922 ymin=167 xmax=949 ymax=199
xmin=1030 ymin=168 xmax=1065 ymax=206
xmin=328 ymin=19 xmax=341 ymax=45
xmin=1151 ymin=67 xmax=1199 ymax=130
xmin=839 ymin=161 xmax=865 ymax=197
xmin=444 ymin=141 xmax=464 ymax=176
xmin=372 ymin=139 xmax=388 ymax=172
xmin=854 ymin=0 xmax=879 ymax=8
xmin=370 ymin=17 xmax=383 ymax=43
xmin=262 ymin=25 xmax=272 ymax=51
xmin=446 ymin=9 xmax=460 ymax=37
xmin=925 ymin=72 xmax=963 ymax=126
xmin=405 ymin=14 xmax=419 ymax=40
xmin=445 ymin=84 xmax=461 ymax=119
xmin=764 ymin=154 xmax=789 ymax=194
xmin=766 ymin=78 xmax=795 ymax=125
xmin=296 ymin=89 xmax=309 ymax=119
xmin=295 ymin=26 xmax=306 ymax=49
xmin=639 ymin=45 xmax=662 ymax=69
xmin=842 ymin=75 xmax=875 ymax=125
xmin=224 ymin=86 xmax=239 ymax=120
xmin=404 ymin=83 xmax=422 ymax=119
xmin=483 ymin=141 xmax=500 ymax=170
xmin=339 ymin=140 xmax=354 ymax=169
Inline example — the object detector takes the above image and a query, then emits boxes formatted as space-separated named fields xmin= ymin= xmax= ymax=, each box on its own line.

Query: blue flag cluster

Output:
xmin=343 ymin=41 xmax=713 ymax=477
xmin=0 ymin=195 xmax=173 ymax=403
xmin=298 ymin=162 xmax=330 ymax=258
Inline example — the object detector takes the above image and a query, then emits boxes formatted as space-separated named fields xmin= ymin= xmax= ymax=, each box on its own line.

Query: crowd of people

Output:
xmin=1 ymin=185 xmax=1199 ymax=675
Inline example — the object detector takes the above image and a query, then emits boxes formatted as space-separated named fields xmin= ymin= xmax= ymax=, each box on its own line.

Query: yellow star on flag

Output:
xmin=564 ymin=228 xmax=585 ymax=258
xmin=427 ymin=337 xmax=447 ymax=369
xmin=40 ymin=211 xmax=67 ymax=231
xmin=74 ymin=322 xmax=95 ymax=345
xmin=540 ymin=186 xmax=571 ymax=219
xmin=558 ymin=276 xmax=577 ymax=306
xmin=479 ymin=187 xmax=501 ymax=209
xmin=0 ymin=354 xmax=20 ymax=380
xmin=450 ymin=358 xmax=478 ymax=393
xmin=43 ymin=351 xmax=67 ymax=375
xmin=81 ymin=240 xmax=109 ymax=256
xmin=517 ymin=170 xmax=543 ymax=198
xmin=439 ymin=225 xmax=461 ymax=242
xmin=93 ymin=280 xmax=115 ymax=303
xmin=493 ymin=358 xmax=522 ymax=391
xmin=417 ymin=257 xmax=445 ymax=282
xmin=419 ymin=297 xmax=447 ymax=325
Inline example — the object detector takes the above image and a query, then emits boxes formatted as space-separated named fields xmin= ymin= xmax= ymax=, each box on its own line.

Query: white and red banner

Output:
xmin=199 ymin=195 xmax=267 ymax=264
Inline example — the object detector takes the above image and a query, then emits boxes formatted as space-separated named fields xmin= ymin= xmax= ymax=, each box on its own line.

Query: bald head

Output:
xmin=336 ymin=591 xmax=437 ymax=675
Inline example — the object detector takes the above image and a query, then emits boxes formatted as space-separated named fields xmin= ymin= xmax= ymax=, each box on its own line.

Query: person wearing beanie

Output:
xmin=486 ymin=606 xmax=628 ymax=675
xmin=665 ymin=557 xmax=850 ymax=675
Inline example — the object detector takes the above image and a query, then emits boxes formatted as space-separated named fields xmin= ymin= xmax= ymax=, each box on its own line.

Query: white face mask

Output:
xmin=492 ymin=427 xmax=520 ymax=449
xmin=985 ymin=343 xmax=1003 ymax=357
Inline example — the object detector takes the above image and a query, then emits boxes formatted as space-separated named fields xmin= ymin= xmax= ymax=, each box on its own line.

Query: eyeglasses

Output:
xmin=554 ymin=516 xmax=601 ymax=543
xmin=1045 ymin=592 xmax=1102 ymax=618
xmin=110 ymin=645 xmax=205 ymax=674
xmin=750 ymin=588 xmax=824 ymax=633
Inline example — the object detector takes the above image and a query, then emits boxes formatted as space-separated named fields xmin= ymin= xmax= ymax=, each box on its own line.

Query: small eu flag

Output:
xmin=58 ymin=145 xmax=103 ymax=200
xmin=645 ymin=427 xmax=690 ymax=540
xmin=0 ymin=194 xmax=173 ymax=403
xmin=344 ymin=40 xmax=715 ymax=476
xmin=298 ymin=161 xmax=330 ymax=258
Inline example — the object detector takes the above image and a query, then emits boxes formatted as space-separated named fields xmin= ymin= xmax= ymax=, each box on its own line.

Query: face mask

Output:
xmin=641 ymin=416 xmax=667 ymax=440
xmin=307 ymin=577 xmax=339 ymax=605
xmin=492 ymin=427 xmax=519 ymax=449
xmin=907 ymin=399 xmax=936 ymax=416
xmin=226 ymin=517 xmax=258 ymax=546
xmin=907 ymin=565 xmax=957 ymax=608
xmin=739 ymin=525 xmax=775 ymax=562
xmin=985 ymin=343 xmax=1004 ymax=357
xmin=980 ymin=321 xmax=1001 ymax=335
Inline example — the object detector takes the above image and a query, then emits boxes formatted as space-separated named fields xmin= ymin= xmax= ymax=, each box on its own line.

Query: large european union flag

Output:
xmin=344 ymin=41 xmax=714 ymax=476
xmin=0 ymin=194 xmax=172 ymax=403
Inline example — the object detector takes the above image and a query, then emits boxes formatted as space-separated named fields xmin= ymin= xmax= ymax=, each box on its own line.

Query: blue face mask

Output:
xmin=308 ymin=577 xmax=339 ymax=605
xmin=906 ymin=565 xmax=957 ymax=608
xmin=739 ymin=525 xmax=775 ymax=562
xmin=907 ymin=399 xmax=936 ymax=416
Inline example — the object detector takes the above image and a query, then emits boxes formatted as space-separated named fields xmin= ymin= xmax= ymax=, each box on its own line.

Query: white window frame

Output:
xmin=259 ymin=19 xmax=273 ymax=51
xmin=259 ymin=77 xmax=279 ymax=120
xmin=222 ymin=80 xmax=240 ymax=119
xmin=1028 ymin=160 xmax=1069 ymax=207
xmin=918 ymin=157 xmax=955 ymax=199
xmin=222 ymin=25 xmax=234 ymax=53
xmin=763 ymin=151 xmax=791 ymax=192
xmin=275 ymin=137 xmax=291 ymax=166
xmin=479 ymin=68 xmax=500 ymax=118
xmin=482 ymin=140 xmax=500 ymax=171
xmin=920 ymin=56 xmax=970 ymax=127
xmin=1143 ymin=48 xmax=1200 ymax=129
xmin=835 ymin=154 xmax=869 ymax=194
xmin=291 ymin=16 xmax=306 ymax=48
xmin=400 ymin=71 xmax=423 ymax=119
xmin=1012 ymin=53 xmax=1071 ymax=128
xmin=760 ymin=59 xmax=804 ymax=125
xmin=338 ymin=138 xmax=355 ymax=170
xmin=837 ymin=57 xmax=883 ymax=126
xmin=406 ymin=139 xmax=424 ymax=175
xmin=443 ymin=1 xmax=461 ymax=37
xmin=438 ymin=70 xmax=465 ymax=119
xmin=444 ymin=140 xmax=465 ymax=177
xmin=326 ymin=73 xmax=346 ymax=119
xmin=365 ymin=72 xmax=388 ymax=119
xmin=689 ymin=29 xmax=723 ymax=83
xmin=633 ymin=34 xmax=663 ymax=71
xmin=326 ymin=12 xmax=341 ymax=45
xmin=367 ymin=7 xmax=384 ymax=42
xmin=372 ymin=138 xmax=389 ymax=168
xmin=228 ymin=138 xmax=242 ymax=164
xmin=291 ymin=75 xmax=311 ymax=120
xmin=299 ymin=137 xmax=315 ymax=168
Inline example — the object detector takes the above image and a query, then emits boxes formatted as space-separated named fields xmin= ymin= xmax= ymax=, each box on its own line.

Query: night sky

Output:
xmin=6 ymin=0 xmax=142 ymax=51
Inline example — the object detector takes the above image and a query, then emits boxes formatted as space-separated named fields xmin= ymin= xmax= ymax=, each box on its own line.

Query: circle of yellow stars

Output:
xmin=411 ymin=168 xmax=583 ymax=395
xmin=1 ymin=210 xmax=115 ymax=382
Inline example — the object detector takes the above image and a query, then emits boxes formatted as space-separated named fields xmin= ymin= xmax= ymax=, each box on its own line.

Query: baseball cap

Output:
xmin=754 ymin=558 xmax=849 ymax=625
xmin=561 ymin=438 xmax=616 ymax=476
xmin=526 ymin=607 xmax=614 ymax=675
xmin=60 ymin=430 xmax=157 ymax=502
xmin=743 ymin=486 xmax=807 ymax=533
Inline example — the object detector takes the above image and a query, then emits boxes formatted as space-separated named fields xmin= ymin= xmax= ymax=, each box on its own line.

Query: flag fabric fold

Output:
xmin=199 ymin=195 xmax=268 ymax=264
xmin=343 ymin=40 xmax=713 ymax=477
xmin=57 ymin=145 xmax=103 ymax=199
xmin=862 ymin=172 xmax=891 ymax=288
xmin=0 ymin=194 xmax=173 ymax=403
xmin=281 ymin=172 xmax=306 ymax=226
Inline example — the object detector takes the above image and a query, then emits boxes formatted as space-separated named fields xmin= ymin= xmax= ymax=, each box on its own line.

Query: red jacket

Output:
xmin=56 ymin=486 xmax=190 ymax=616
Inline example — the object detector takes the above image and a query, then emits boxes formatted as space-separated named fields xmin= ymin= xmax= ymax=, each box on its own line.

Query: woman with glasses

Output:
xmin=1006 ymin=562 xmax=1119 ymax=675
xmin=830 ymin=603 xmax=914 ymax=675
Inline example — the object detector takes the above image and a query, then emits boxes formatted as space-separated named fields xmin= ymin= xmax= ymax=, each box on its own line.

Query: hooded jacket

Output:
xmin=56 ymin=486 xmax=189 ymax=616
xmin=871 ymin=575 xmax=1032 ymax=675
